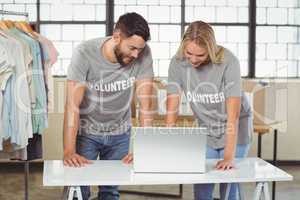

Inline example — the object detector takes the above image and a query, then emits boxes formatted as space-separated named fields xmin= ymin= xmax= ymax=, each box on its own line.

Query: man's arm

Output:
xmin=122 ymin=78 xmax=153 ymax=164
xmin=63 ymin=80 xmax=92 ymax=167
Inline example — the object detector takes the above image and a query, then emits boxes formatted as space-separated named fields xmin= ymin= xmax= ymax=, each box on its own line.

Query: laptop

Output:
xmin=133 ymin=127 xmax=207 ymax=173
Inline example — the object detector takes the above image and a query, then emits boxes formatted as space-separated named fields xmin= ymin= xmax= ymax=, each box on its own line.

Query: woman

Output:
xmin=165 ymin=21 xmax=253 ymax=200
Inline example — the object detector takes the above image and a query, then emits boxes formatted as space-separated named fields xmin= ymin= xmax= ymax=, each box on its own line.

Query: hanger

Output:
xmin=3 ymin=20 xmax=15 ymax=28
xmin=14 ymin=21 xmax=38 ymax=39
xmin=15 ymin=21 xmax=34 ymax=33
xmin=14 ymin=21 xmax=25 ymax=31
xmin=0 ymin=20 xmax=9 ymax=30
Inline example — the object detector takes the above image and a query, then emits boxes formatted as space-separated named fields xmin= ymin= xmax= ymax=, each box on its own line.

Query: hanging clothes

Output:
xmin=0 ymin=36 xmax=14 ymax=151
xmin=0 ymin=20 xmax=58 ymax=160
xmin=11 ymin=28 xmax=48 ymax=134
xmin=0 ymin=29 xmax=33 ymax=148
xmin=35 ymin=33 xmax=59 ymax=112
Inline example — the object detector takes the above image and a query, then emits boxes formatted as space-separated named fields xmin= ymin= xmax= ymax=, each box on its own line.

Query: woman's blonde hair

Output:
xmin=176 ymin=21 xmax=224 ymax=64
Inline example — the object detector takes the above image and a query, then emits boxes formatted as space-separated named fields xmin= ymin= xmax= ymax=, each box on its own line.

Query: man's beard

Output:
xmin=114 ymin=45 xmax=134 ymax=67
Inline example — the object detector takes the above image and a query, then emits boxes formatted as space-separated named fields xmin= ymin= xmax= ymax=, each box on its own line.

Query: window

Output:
xmin=214 ymin=25 xmax=249 ymax=76
xmin=2 ymin=0 xmax=299 ymax=78
xmin=114 ymin=0 xmax=182 ymax=77
xmin=185 ymin=0 xmax=249 ymax=23
xmin=40 ymin=0 xmax=106 ymax=21
xmin=40 ymin=24 xmax=105 ymax=75
xmin=39 ymin=0 xmax=106 ymax=76
xmin=256 ymin=0 xmax=300 ymax=77
xmin=186 ymin=0 xmax=249 ymax=77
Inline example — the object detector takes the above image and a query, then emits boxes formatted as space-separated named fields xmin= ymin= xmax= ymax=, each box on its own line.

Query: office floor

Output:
xmin=0 ymin=163 xmax=299 ymax=200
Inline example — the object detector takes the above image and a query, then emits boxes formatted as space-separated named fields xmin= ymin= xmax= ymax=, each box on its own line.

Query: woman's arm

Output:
xmin=216 ymin=96 xmax=241 ymax=170
xmin=165 ymin=93 xmax=181 ymax=127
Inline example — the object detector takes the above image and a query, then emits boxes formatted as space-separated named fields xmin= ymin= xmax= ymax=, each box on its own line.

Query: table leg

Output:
xmin=68 ymin=187 xmax=75 ymax=200
xmin=68 ymin=186 xmax=82 ymax=200
xmin=272 ymin=129 xmax=278 ymax=200
xmin=263 ymin=182 xmax=271 ymax=200
xmin=257 ymin=134 xmax=262 ymax=158
xmin=253 ymin=182 xmax=263 ymax=200
xmin=24 ymin=161 xmax=29 ymax=200
xmin=179 ymin=184 xmax=183 ymax=198
xmin=75 ymin=186 xmax=83 ymax=200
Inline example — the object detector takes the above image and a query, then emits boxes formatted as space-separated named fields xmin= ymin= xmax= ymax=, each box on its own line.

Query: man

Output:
xmin=63 ymin=12 xmax=153 ymax=200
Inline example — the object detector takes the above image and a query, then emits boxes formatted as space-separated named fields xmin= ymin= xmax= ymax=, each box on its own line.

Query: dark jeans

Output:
xmin=76 ymin=129 xmax=130 ymax=200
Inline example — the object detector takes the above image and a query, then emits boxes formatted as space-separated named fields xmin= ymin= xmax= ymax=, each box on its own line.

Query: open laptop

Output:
xmin=133 ymin=127 xmax=207 ymax=174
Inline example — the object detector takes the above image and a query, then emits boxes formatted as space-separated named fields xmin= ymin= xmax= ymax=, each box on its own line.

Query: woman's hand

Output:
xmin=122 ymin=153 xmax=133 ymax=164
xmin=215 ymin=159 xmax=235 ymax=170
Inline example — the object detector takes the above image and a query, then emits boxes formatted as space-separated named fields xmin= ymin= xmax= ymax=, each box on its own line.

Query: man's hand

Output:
xmin=63 ymin=151 xmax=92 ymax=167
xmin=122 ymin=153 xmax=133 ymax=164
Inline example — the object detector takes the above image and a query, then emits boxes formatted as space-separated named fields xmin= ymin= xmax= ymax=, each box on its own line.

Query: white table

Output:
xmin=43 ymin=158 xmax=292 ymax=200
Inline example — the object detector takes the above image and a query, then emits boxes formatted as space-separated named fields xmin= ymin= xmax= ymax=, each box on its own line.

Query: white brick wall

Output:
xmin=268 ymin=8 xmax=288 ymax=24
xmin=257 ymin=27 xmax=277 ymax=43
xmin=267 ymin=44 xmax=287 ymax=60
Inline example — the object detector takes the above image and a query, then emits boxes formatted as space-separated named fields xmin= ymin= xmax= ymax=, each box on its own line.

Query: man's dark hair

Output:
xmin=114 ymin=12 xmax=150 ymax=41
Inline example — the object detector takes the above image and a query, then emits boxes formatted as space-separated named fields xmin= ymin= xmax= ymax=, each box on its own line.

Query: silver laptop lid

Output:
xmin=133 ymin=127 xmax=207 ymax=173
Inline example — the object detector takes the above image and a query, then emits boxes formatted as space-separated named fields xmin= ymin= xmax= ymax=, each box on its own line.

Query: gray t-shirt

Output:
xmin=67 ymin=37 xmax=154 ymax=135
xmin=167 ymin=48 xmax=252 ymax=149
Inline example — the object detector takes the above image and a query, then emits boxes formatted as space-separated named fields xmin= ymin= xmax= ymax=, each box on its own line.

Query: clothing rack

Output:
xmin=0 ymin=9 xmax=30 ymax=200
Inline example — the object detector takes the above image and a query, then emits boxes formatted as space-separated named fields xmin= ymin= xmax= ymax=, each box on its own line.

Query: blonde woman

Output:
xmin=165 ymin=21 xmax=253 ymax=200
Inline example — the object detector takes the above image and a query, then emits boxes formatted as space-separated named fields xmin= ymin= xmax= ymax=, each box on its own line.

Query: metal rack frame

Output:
xmin=0 ymin=10 xmax=28 ymax=17
xmin=0 ymin=10 xmax=29 ymax=21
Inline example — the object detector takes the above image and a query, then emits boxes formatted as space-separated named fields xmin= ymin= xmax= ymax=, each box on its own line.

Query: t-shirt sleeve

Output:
xmin=224 ymin=55 xmax=242 ymax=98
xmin=67 ymin=46 xmax=89 ymax=83
xmin=166 ymin=57 xmax=182 ymax=94
xmin=136 ymin=45 xmax=154 ymax=80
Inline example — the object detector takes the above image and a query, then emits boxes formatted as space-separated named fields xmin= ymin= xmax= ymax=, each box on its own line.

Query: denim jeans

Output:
xmin=194 ymin=144 xmax=250 ymax=200
xmin=76 ymin=129 xmax=130 ymax=200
